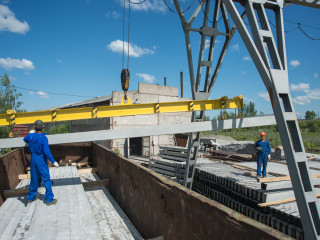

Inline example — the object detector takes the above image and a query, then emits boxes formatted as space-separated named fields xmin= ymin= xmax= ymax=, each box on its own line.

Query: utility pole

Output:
xmin=164 ymin=77 xmax=167 ymax=86
xmin=180 ymin=72 xmax=183 ymax=98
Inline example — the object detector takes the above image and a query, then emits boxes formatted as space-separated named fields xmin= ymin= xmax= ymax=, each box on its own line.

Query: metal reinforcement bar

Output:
xmin=0 ymin=115 xmax=276 ymax=149
xmin=0 ymin=96 xmax=243 ymax=126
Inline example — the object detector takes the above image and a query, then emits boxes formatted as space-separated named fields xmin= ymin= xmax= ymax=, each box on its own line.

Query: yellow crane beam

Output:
xmin=0 ymin=95 xmax=243 ymax=126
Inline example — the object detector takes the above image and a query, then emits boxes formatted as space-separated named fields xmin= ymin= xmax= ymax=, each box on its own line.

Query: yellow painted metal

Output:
xmin=0 ymin=95 xmax=243 ymax=126
xmin=120 ymin=96 xmax=133 ymax=105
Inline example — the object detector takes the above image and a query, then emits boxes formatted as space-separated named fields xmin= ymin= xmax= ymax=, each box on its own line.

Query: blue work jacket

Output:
xmin=255 ymin=139 xmax=271 ymax=159
xmin=24 ymin=133 xmax=55 ymax=164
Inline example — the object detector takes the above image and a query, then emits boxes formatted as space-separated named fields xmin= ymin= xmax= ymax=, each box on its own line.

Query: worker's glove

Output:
xmin=53 ymin=162 xmax=59 ymax=168
xmin=268 ymin=154 xmax=271 ymax=160
xmin=29 ymin=130 xmax=35 ymax=133
xmin=256 ymin=147 xmax=262 ymax=150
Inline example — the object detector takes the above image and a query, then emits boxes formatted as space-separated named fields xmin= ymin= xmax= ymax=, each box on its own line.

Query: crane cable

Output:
xmin=121 ymin=0 xmax=131 ymax=102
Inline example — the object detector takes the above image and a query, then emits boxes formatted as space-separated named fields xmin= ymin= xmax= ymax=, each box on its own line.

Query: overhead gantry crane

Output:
xmin=0 ymin=0 xmax=319 ymax=238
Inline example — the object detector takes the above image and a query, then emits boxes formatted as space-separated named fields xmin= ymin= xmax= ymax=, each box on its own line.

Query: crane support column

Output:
xmin=172 ymin=0 xmax=242 ymax=189
xmin=220 ymin=0 xmax=320 ymax=238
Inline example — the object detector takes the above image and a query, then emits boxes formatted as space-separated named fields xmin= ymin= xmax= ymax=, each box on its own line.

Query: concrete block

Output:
xmin=138 ymin=83 xmax=178 ymax=97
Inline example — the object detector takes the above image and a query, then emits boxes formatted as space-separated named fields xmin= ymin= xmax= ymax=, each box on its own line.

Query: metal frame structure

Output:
xmin=172 ymin=0 xmax=320 ymax=239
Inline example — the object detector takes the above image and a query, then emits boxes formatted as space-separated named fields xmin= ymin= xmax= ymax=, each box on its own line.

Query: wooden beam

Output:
xmin=82 ymin=179 xmax=109 ymax=189
xmin=4 ymin=188 xmax=29 ymax=197
xmin=78 ymin=167 xmax=99 ymax=174
xmin=258 ymin=193 xmax=320 ymax=207
xmin=258 ymin=174 xmax=320 ymax=183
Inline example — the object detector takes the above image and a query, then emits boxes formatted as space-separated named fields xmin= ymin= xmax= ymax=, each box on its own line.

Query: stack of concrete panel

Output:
xmin=192 ymin=159 xmax=316 ymax=239
xmin=149 ymin=146 xmax=188 ymax=184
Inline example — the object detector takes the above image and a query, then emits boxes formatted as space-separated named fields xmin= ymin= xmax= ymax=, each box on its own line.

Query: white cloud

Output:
xmin=204 ymin=39 xmax=221 ymax=49
xmin=28 ymin=91 xmax=34 ymax=95
xmin=0 ymin=57 xmax=34 ymax=70
xmin=240 ymin=71 xmax=246 ymax=76
xmin=243 ymin=97 xmax=254 ymax=102
xmin=57 ymin=59 xmax=63 ymax=63
xmin=107 ymin=40 xmax=155 ymax=58
xmin=243 ymin=56 xmax=251 ymax=61
xmin=258 ymin=92 xmax=270 ymax=101
xmin=231 ymin=44 xmax=240 ymax=52
xmin=0 ymin=4 xmax=29 ymax=34
xmin=38 ymin=91 xmax=49 ymax=99
xmin=289 ymin=60 xmax=300 ymax=68
xmin=314 ymin=73 xmax=318 ymax=79
xmin=295 ymin=112 xmax=304 ymax=119
xmin=292 ymin=96 xmax=310 ymax=105
xmin=121 ymin=0 xmax=166 ymax=13
xmin=290 ymin=83 xmax=310 ymax=92
xmin=307 ymin=89 xmax=320 ymax=100
xmin=136 ymin=73 xmax=155 ymax=83
xmin=106 ymin=10 xmax=120 ymax=19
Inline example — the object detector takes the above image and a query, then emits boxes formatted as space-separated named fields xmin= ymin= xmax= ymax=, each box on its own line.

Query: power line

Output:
xmin=163 ymin=0 xmax=196 ymax=14
xmin=10 ymin=85 xmax=98 ymax=98
xmin=268 ymin=20 xmax=320 ymax=40
xmin=128 ymin=0 xmax=147 ymax=4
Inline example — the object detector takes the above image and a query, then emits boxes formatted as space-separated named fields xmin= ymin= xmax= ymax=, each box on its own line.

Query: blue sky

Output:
xmin=0 ymin=0 xmax=319 ymax=119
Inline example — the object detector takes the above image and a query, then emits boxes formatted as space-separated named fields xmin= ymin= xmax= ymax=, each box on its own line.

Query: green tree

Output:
xmin=0 ymin=73 xmax=24 ymax=155
xmin=238 ymin=101 xmax=257 ymax=117
xmin=0 ymin=73 xmax=23 ymax=114
xmin=305 ymin=110 xmax=317 ymax=120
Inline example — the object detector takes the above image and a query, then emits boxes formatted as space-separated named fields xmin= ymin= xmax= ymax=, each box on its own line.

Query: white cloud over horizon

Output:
xmin=136 ymin=73 xmax=155 ymax=83
xmin=0 ymin=57 xmax=34 ymax=70
xmin=107 ymin=40 xmax=155 ymax=58
xmin=0 ymin=4 xmax=29 ymax=34
xmin=314 ymin=73 xmax=318 ymax=79
xmin=292 ymin=96 xmax=310 ymax=105
xmin=120 ymin=0 xmax=166 ymax=13
xmin=38 ymin=91 xmax=49 ymax=99
xmin=258 ymin=92 xmax=270 ymax=101
xmin=289 ymin=82 xmax=320 ymax=105
xmin=289 ymin=60 xmax=300 ymax=68
xmin=290 ymin=83 xmax=310 ymax=92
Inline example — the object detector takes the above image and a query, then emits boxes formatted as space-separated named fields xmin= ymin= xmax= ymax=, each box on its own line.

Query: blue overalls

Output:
xmin=255 ymin=139 xmax=271 ymax=177
xmin=24 ymin=133 xmax=55 ymax=202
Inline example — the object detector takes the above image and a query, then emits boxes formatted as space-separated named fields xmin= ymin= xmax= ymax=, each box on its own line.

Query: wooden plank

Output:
xmin=258 ymin=174 xmax=320 ymax=183
xmin=78 ymin=167 xmax=99 ymax=174
xmin=18 ymin=174 xmax=30 ymax=180
xmin=230 ymin=163 xmax=287 ymax=177
xmin=258 ymin=193 xmax=320 ymax=207
xmin=82 ymin=179 xmax=109 ymax=189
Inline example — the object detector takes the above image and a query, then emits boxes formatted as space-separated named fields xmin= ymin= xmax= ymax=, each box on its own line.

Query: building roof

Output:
xmin=42 ymin=94 xmax=112 ymax=110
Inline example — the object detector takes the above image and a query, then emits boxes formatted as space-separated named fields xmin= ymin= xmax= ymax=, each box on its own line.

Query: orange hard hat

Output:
xmin=260 ymin=132 xmax=266 ymax=136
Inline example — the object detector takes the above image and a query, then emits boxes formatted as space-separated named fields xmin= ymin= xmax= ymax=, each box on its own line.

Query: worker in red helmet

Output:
xmin=255 ymin=131 xmax=271 ymax=178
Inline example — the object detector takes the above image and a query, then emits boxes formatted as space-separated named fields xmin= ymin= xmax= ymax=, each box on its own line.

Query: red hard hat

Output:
xmin=260 ymin=132 xmax=266 ymax=136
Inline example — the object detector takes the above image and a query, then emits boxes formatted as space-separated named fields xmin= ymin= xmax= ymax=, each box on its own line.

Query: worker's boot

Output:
xmin=46 ymin=199 xmax=57 ymax=206
xmin=28 ymin=197 xmax=37 ymax=204
xmin=256 ymin=175 xmax=261 ymax=179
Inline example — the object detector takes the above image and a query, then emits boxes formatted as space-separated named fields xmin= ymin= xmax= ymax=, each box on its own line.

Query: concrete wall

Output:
xmin=111 ymin=86 xmax=192 ymax=156
xmin=92 ymin=143 xmax=290 ymax=240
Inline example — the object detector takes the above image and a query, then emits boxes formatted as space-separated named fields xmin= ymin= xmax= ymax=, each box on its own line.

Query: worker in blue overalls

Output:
xmin=255 ymin=131 xmax=271 ymax=178
xmin=24 ymin=120 xmax=59 ymax=205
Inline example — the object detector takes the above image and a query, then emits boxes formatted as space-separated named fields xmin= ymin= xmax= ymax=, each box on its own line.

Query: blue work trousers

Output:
xmin=257 ymin=154 xmax=268 ymax=177
xmin=27 ymin=154 xmax=54 ymax=202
